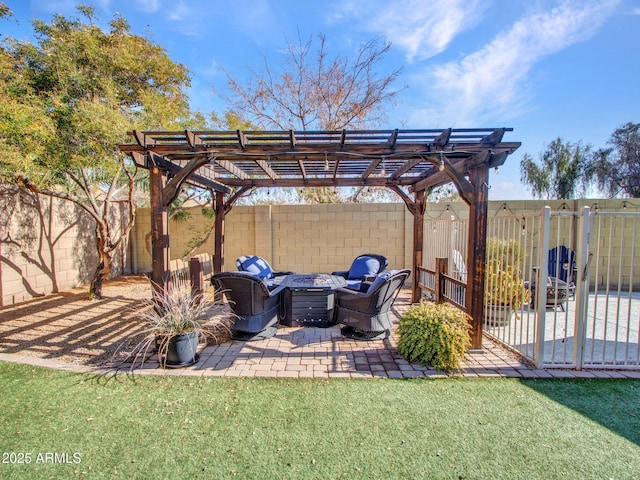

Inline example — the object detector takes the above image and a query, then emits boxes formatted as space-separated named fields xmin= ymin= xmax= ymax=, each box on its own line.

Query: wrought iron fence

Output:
xmin=422 ymin=206 xmax=640 ymax=371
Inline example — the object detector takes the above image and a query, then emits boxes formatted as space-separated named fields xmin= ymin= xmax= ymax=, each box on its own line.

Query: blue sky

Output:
xmin=3 ymin=0 xmax=640 ymax=200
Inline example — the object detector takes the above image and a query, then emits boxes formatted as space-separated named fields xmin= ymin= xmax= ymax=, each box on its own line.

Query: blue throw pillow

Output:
xmin=367 ymin=270 xmax=396 ymax=293
xmin=240 ymin=256 xmax=273 ymax=279
xmin=347 ymin=256 xmax=380 ymax=280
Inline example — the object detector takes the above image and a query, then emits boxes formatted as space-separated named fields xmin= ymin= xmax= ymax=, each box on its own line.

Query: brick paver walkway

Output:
xmin=2 ymin=288 xmax=639 ymax=379
xmin=103 ymin=325 xmax=638 ymax=379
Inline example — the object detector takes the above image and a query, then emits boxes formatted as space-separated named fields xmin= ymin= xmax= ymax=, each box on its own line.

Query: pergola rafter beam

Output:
xmin=387 ymin=129 xmax=399 ymax=148
xmin=391 ymin=156 xmax=427 ymax=180
xmin=186 ymin=130 xmax=203 ymax=149
xmin=298 ymin=158 xmax=308 ymax=181
xmin=362 ymin=158 xmax=383 ymax=179
xmin=256 ymin=159 xmax=278 ymax=180
xmin=481 ymin=128 xmax=505 ymax=145
xmin=215 ymin=159 xmax=250 ymax=180
xmin=332 ymin=158 xmax=340 ymax=180
xmin=434 ymin=128 xmax=451 ymax=147
xmin=237 ymin=129 xmax=248 ymax=149
xmin=219 ymin=177 xmax=411 ymax=188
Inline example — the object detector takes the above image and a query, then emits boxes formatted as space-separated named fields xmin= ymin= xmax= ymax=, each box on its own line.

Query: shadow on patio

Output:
xmin=0 ymin=275 xmax=571 ymax=378
xmin=0 ymin=277 xmax=148 ymax=365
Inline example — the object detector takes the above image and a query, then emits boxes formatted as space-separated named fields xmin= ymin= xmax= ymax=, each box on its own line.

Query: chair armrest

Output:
xmin=268 ymin=282 xmax=286 ymax=297
xmin=331 ymin=271 xmax=349 ymax=279
xmin=334 ymin=287 xmax=368 ymax=301
xmin=335 ymin=287 xmax=374 ymax=312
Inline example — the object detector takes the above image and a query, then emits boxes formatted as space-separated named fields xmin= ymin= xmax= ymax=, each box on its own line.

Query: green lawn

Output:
xmin=0 ymin=362 xmax=638 ymax=479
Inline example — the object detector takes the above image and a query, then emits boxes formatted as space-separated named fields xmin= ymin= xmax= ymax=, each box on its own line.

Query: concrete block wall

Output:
xmin=131 ymin=199 xmax=639 ymax=290
xmin=5 ymin=193 xmax=634 ymax=307
xmin=0 ymin=188 xmax=130 ymax=306
xmin=270 ymin=203 xmax=406 ymax=274
xmin=133 ymin=203 xmax=409 ymax=275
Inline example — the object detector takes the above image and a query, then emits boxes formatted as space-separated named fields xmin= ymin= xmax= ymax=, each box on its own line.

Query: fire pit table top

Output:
xmin=282 ymin=274 xmax=347 ymax=290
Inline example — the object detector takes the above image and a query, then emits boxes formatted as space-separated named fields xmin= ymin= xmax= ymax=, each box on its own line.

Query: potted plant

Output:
xmin=484 ymin=238 xmax=530 ymax=327
xmin=118 ymin=283 xmax=230 ymax=369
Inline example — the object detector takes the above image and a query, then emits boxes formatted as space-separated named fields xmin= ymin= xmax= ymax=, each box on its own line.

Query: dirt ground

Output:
xmin=0 ymin=275 xmax=231 ymax=366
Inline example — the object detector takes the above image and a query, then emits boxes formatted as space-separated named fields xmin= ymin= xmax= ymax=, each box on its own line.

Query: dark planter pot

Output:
xmin=159 ymin=331 xmax=199 ymax=368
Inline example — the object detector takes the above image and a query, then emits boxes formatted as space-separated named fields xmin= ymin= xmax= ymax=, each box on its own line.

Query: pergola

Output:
xmin=120 ymin=128 xmax=520 ymax=348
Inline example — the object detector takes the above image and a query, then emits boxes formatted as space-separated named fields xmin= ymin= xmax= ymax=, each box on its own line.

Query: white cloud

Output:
xmin=330 ymin=0 xmax=486 ymax=62
xmin=412 ymin=0 xmax=620 ymax=125
xmin=133 ymin=0 xmax=161 ymax=13
xmin=166 ymin=1 xmax=193 ymax=21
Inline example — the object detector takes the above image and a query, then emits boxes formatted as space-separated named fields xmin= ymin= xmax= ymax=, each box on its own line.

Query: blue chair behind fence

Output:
xmin=548 ymin=246 xmax=576 ymax=284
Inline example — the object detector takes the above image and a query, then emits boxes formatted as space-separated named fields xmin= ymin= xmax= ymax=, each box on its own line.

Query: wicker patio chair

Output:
xmin=212 ymin=271 xmax=284 ymax=341
xmin=332 ymin=253 xmax=389 ymax=291
xmin=334 ymin=269 xmax=410 ymax=340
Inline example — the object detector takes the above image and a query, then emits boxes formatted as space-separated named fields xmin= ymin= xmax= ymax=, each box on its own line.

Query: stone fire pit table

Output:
xmin=280 ymin=274 xmax=348 ymax=327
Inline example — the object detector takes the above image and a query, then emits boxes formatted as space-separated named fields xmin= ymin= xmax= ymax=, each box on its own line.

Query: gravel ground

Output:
xmin=0 ymin=275 xmax=231 ymax=366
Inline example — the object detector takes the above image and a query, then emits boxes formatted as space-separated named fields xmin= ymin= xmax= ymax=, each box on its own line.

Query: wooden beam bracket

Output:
xmin=440 ymin=154 xmax=475 ymax=205
xmin=224 ymin=186 xmax=252 ymax=215
xmin=161 ymin=154 xmax=216 ymax=206
xmin=388 ymin=185 xmax=416 ymax=215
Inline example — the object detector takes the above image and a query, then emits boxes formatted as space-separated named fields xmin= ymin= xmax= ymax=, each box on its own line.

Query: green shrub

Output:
xmin=397 ymin=302 xmax=471 ymax=373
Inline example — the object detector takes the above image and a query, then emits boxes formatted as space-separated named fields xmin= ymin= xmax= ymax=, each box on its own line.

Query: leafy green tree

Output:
xmin=520 ymin=138 xmax=595 ymax=199
xmin=0 ymin=6 xmax=195 ymax=298
xmin=589 ymin=122 xmax=640 ymax=198
xmin=0 ymin=2 xmax=10 ymax=19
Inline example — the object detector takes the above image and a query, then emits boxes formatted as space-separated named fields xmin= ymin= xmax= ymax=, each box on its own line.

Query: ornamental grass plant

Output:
xmin=397 ymin=302 xmax=471 ymax=373
xmin=113 ymin=281 xmax=230 ymax=369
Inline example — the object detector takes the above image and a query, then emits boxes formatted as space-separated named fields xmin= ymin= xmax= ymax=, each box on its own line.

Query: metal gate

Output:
xmin=424 ymin=206 xmax=640 ymax=371
xmin=483 ymin=207 xmax=640 ymax=370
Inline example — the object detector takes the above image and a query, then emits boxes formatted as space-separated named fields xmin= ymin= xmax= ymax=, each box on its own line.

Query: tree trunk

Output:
xmin=89 ymin=252 xmax=112 ymax=299
xmin=89 ymin=222 xmax=112 ymax=299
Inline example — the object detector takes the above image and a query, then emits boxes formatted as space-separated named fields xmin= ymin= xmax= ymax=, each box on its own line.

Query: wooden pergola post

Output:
xmin=213 ymin=190 xmax=226 ymax=274
xmin=149 ymin=165 xmax=170 ymax=291
xmin=465 ymin=165 xmax=490 ymax=350
xmin=411 ymin=189 xmax=426 ymax=303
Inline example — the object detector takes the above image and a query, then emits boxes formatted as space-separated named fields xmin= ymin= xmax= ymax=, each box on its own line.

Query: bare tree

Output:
xmin=224 ymin=33 xmax=402 ymax=130
xmin=223 ymin=32 xmax=404 ymax=203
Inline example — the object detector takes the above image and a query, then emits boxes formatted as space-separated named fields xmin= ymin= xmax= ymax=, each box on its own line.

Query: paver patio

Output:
xmin=2 ymin=276 xmax=638 ymax=379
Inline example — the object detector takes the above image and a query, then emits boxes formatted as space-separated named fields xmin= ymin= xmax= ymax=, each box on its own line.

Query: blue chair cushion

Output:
xmin=345 ymin=279 xmax=362 ymax=290
xmin=367 ymin=270 xmax=397 ymax=293
xmin=238 ymin=256 xmax=274 ymax=280
xmin=347 ymin=256 xmax=381 ymax=280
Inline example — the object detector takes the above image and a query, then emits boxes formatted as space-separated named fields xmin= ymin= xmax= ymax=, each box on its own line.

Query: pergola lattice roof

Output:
xmin=120 ymin=128 xmax=520 ymax=195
